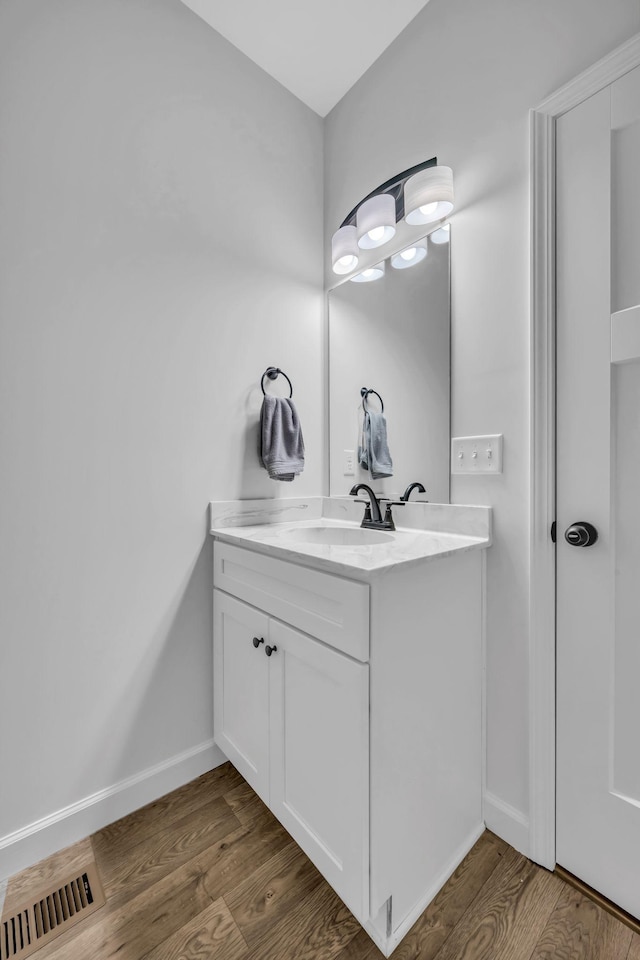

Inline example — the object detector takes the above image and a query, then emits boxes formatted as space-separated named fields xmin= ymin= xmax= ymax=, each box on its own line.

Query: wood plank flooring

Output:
xmin=4 ymin=761 xmax=640 ymax=960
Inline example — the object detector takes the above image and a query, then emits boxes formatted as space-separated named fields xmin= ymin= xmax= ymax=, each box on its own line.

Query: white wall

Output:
xmin=0 ymin=0 xmax=323 ymax=873
xmin=324 ymin=0 xmax=640 ymax=848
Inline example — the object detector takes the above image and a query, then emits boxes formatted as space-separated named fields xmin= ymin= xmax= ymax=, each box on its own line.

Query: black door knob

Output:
xmin=265 ymin=644 xmax=277 ymax=657
xmin=564 ymin=522 xmax=598 ymax=547
xmin=252 ymin=637 xmax=264 ymax=648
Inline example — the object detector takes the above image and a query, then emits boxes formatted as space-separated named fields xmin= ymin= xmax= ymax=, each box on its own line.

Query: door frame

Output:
xmin=530 ymin=32 xmax=640 ymax=869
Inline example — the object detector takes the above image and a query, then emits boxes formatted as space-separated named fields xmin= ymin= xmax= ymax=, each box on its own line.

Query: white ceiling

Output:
xmin=179 ymin=0 xmax=430 ymax=117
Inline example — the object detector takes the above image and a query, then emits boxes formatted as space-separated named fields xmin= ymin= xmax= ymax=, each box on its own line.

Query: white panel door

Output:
xmin=268 ymin=619 xmax=369 ymax=923
xmin=556 ymin=66 xmax=640 ymax=919
xmin=213 ymin=590 xmax=270 ymax=803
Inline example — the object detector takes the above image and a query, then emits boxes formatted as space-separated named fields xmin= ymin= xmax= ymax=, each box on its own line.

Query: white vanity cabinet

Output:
xmin=212 ymin=534 xmax=484 ymax=957
xmin=213 ymin=544 xmax=370 ymax=923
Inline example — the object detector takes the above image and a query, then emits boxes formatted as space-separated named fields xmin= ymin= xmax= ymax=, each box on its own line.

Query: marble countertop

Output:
xmin=210 ymin=512 xmax=490 ymax=580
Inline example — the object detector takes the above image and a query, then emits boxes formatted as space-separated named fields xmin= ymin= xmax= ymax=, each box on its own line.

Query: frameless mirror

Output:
xmin=328 ymin=227 xmax=450 ymax=502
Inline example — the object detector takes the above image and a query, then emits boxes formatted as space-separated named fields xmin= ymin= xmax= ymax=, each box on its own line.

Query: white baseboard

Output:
xmin=483 ymin=791 xmax=530 ymax=857
xmin=364 ymin=821 xmax=485 ymax=957
xmin=0 ymin=740 xmax=226 ymax=882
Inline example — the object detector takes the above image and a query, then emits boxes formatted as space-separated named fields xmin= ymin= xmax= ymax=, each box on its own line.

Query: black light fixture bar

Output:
xmin=340 ymin=156 xmax=438 ymax=228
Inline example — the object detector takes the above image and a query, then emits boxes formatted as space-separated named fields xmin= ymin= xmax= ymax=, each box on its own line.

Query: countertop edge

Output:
xmin=210 ymin=524 xmax=490 ymax=582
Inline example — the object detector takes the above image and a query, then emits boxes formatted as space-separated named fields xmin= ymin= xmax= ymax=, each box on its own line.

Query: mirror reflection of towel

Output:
xmin=260 ymin=395 xmax=305 ymax=481
xmin=358 ymin=410 xmax=393 ymax=479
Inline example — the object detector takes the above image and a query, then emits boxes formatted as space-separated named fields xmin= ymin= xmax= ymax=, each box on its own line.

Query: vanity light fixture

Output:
xmin=390 ymin=243 xmax=427 ymax=270
xmin=430 ymin=223 xmax=451 ymax=244
xmin=350 ymin=262 xmax=385 ymax=283
xmin=331 ymin=157 xmax=454 ymax=275
xmin=404 ymin=166 xmax=454 ymax=225
xmin=356 ymin=194 xmax=396 ymax=249
xmin=331 ymin=225 xmax=359 ymax=274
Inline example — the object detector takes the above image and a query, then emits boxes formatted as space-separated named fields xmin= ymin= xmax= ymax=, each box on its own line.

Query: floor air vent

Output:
xmin=1 ymin=863 xmax=105 ymax=960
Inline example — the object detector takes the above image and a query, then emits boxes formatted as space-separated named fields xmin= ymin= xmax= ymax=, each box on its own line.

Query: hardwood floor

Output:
xmin=4 ymin=761 xmax=640 ymax=960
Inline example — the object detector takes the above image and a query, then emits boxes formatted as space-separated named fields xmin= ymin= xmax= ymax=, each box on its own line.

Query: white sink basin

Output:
xmin=280 ymin=525 xmax=394 ymax=546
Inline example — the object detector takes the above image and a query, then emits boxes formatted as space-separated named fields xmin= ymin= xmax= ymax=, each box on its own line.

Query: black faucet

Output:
xmin=349 ymin=483 xmax=404 ymax=531
xmin=400 ymin=482 xmax=427 ymax=502
xmin=349 ymin=483 xmax=383 ymax=524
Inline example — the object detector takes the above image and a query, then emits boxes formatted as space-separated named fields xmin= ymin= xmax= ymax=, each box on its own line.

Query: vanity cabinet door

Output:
xmin=213 ymin=590 xmax=270 ymax=804
xmin=268 ymin=619 xmax=369 ymax=923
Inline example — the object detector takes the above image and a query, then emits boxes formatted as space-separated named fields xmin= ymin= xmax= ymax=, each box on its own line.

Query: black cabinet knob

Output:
xmin=252 ymin=636 xmax=264 ymax=648
xmin=265 ymin=644 xmax=277 ymax=657
xmin=564 ymin=522 xmax=598 ymax=547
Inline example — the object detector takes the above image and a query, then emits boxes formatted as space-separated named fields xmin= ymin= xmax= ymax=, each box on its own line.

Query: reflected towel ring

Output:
xmin=361 ymin=387 xmax=384 ymax=413
xmin=261 ymin=366 xmax=293 ymax=398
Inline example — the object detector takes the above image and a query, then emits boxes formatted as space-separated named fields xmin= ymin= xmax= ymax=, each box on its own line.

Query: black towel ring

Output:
xmin=361 ymin=387 xmax=384 ymax=413
xmin=261 ymin=366 xmax=293 ymax=398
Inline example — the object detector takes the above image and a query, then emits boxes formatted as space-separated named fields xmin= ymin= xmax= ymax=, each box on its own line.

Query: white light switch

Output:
xmin=451 ymin=435 xmax=503 ymax=475
xmin=343 ymin=449 xmax=355 ymax=476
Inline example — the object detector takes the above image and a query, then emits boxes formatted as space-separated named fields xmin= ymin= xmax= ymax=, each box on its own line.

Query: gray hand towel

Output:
xmin=260 ymin=395 xmax=305 ymax=481
xmin=358 ymin=410 xmax=393 ymax=480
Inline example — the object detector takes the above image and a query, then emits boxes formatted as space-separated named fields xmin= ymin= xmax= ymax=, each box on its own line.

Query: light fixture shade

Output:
xmin=390 ymin=244 xmax=427 ymax=270
xmin=331 ymin=225 xmax=360 ymax=275
xmin=430 ymin=223 xmax=450 ymax=244
xmin=356 ymin=194 xmax=396 ymax=249
xmin=404 ymin=166 xmax=454 ymax=225
xmin=350 ymin=262 xmax=386 ymax=283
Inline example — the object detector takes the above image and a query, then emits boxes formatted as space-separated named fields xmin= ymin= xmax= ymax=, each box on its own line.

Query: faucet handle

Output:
xmin=381 ymin=500 xmax=404 ymax=531
xmin=354 ymin=499 xmax=372 ymax=521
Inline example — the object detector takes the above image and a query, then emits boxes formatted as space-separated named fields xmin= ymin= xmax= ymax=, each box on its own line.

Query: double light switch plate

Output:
xmin=451 ymin=435 xmax=503 ymax=475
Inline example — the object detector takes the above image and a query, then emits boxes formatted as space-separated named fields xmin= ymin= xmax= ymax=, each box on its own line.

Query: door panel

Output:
xmin=612 ymin=66 xmax=640 ymax=313
xmin=268 ymin=619 xmax=369 ymax=923
xmin=213 ymin=590 xmax=270 ymax=803
xmin=556 ymin=66 xmax=640 ymax=919
xmin=612 ymin=362 xmax=640 ymax=803
xmin=610 ymin=67 xmax=640 ymax=808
